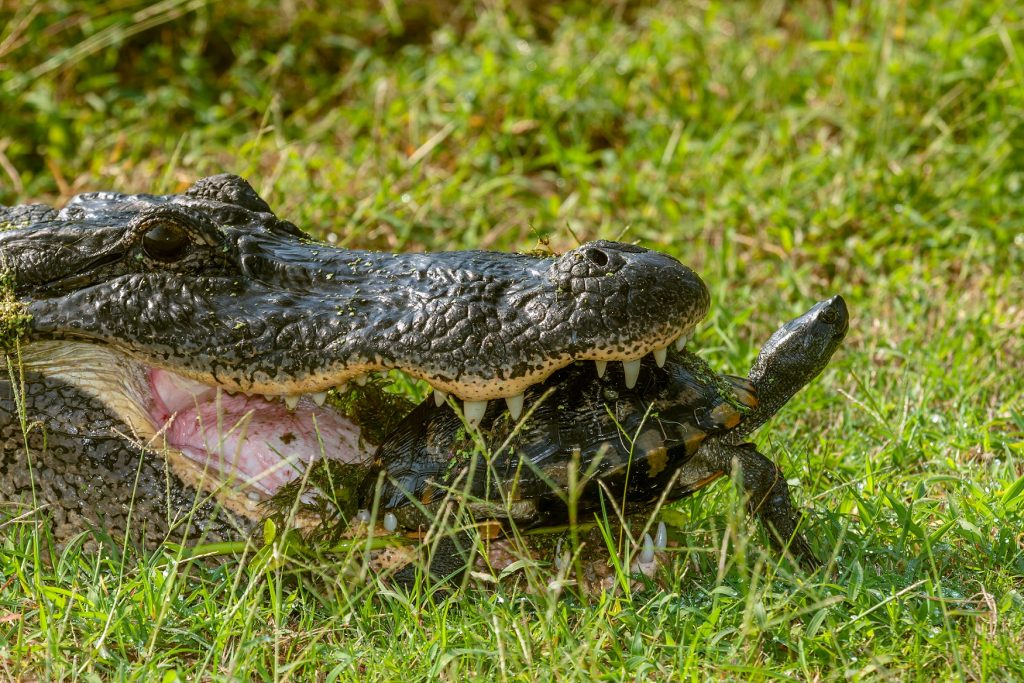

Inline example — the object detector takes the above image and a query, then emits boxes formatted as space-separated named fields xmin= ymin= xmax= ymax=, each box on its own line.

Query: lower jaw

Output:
xmin=18 ymin=341 xmax=375 ymax=523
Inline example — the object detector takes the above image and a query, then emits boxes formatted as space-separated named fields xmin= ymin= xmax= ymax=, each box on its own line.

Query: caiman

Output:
xmin=0 ymin=174 xmax=709 ymax=548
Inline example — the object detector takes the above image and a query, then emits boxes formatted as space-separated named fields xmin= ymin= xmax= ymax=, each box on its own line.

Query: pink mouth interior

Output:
xmin=148 ymin=369 xmax=368 ymax=496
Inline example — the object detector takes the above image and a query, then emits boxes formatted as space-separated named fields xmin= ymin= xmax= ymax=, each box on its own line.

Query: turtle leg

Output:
xmin=727 ymin=443 xmax=820 ymax=570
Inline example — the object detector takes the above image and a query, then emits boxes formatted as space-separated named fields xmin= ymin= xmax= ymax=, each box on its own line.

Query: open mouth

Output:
xmin=14 ymin=330 xmax=697 ymax=522
xmin=147 ymin=368 xmax=365 ymax=499
xmin=17 ymin=341 xmax=372 ymax=521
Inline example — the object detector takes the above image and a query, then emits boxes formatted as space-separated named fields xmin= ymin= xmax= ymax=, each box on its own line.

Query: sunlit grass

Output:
xmin=1 ymin=0 xmax=1023 ymax=679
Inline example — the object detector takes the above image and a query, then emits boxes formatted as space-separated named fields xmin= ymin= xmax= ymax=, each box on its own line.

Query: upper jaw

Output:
xmin=17 ymin=240 xmax=708 ymax=411
xmin=7 ymin=174 xmax=711 ymax=426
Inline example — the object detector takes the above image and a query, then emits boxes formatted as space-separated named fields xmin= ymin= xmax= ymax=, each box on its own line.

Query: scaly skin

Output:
xmin=0 ymin=370 xmax=250 ymax=545
xmin=2 ymin=175 xmax=708 ymax=401
xmin=0 ymin=174 xmax=709 ymax=545
xmin=372 ymin=296 xmax=849 ymax=578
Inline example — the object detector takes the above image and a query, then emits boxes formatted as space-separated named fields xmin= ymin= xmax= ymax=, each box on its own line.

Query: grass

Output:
xmin=1 ymin=0 xmax=1023 ymax=679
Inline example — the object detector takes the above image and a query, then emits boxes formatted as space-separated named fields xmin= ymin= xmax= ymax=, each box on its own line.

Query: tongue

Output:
xmin=149 ymin=369 xmax=368 ymax=495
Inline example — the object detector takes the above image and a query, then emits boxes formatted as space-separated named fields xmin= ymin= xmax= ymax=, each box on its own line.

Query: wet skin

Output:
xmin=0 ymin=175 xmax=708 ymax=545
xmin=372 ymin=296 xmax=849 ymax=578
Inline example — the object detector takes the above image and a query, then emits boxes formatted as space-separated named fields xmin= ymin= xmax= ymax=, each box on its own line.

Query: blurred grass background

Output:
xmin=1 ymin=0 xmax=1023 ymax=679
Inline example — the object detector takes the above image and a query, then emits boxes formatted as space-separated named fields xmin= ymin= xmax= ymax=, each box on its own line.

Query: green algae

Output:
xmin=0 ymin=261 xmax=30 ymax=353
xmin=675 ymin=349 xmax=752 ymax=413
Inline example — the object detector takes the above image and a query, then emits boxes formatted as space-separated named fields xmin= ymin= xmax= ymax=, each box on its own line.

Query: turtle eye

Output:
xmin=820 ymin=308 xmax=839 ymax=324
xmin=142 ymin=223 xmax=191 ymax=262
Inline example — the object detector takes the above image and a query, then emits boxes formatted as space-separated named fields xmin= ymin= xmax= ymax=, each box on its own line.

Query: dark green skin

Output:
xmin=0 ymin=175 xmax=709 ymax=546
xmin=371 ymin=296 xmax=849 ymax=574
xmin=1 ymin=175 xmax=708 ymax=400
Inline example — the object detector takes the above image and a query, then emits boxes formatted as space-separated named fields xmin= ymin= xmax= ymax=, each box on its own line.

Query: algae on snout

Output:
xmin=0 ymin=264 xmax=30 ymax=353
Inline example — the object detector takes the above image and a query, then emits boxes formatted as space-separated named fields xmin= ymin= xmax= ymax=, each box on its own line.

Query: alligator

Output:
xmin=0 ymin=174 xmax=709 ymax=548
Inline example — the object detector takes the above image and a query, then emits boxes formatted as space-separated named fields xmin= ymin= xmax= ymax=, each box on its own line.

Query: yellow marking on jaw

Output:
xmin=420 ymin=486 xmax=436 ymax=506
xmin=133 ymin=319 xmax=702 ymax=402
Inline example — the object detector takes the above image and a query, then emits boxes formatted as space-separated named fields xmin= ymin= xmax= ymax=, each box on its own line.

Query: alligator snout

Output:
xmin=4 ymin=175 xmax=711 ymax=427
xmin=0 ymin=174 xmax=714 ymax=545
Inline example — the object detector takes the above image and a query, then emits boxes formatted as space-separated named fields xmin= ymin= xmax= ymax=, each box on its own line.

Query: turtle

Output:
xmin=363 ymin=295 xmax=849 ymax=580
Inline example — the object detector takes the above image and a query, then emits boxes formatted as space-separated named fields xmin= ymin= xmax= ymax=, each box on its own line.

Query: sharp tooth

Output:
xmin=356 ymin=509 xmax=370 ymax=523
xmin=285 ymin=395 xmax=299 ymax=410
xmin=463 ymin=400 xmax=488 ymax=427
xmin=247 ymin=491 xmax=261 ymax=502
xmin=434 ymin=388 xmax=448 ymax=407
xmin=595 ymin=360 xmax=607 ymax=378
xmin=505 ymin=393 xmax=525 ymax=421
xmin=354 ymin=374 xmax=369 ymax=386
xmin=640 ymin=533 xmax=655 ymax=564
xmin=655 ymin=521 xmax=667 ymax=551
xmin=554 ymin=539 xmax=567 ymax=571
xmin=383 ymin=512 xmax=398 ymax=532
xmin=263 ymin=393 xmax=276 ymax=402
xmin=653 ymin=346 xmax=667 ymax=367
xmin=675 ymin=333 xmax=691 ymax=351
xmin=622 ymin=359 xmax=641 ymax=389
xmin=312 ymin=391 xmax=327 ymax=406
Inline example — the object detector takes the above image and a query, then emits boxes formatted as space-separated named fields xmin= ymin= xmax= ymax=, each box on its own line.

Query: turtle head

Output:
xmin=734 ymin=295 xmax=848 ymax=439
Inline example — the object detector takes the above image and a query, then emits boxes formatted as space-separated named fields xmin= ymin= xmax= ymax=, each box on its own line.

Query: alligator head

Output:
xmin=0 ymin=174 xmax=709 ymax=542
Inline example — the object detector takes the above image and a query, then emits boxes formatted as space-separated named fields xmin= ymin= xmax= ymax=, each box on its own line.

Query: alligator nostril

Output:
xmin=584 ymin=248 xmax=609 ymax=266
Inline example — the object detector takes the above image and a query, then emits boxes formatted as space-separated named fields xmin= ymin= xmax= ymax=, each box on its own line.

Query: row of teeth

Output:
xmin=354 ymin=508 xmax=399 ymax=532
xmin=434 ymin=333 xmax=691 ymax=427
xmin=266 ymin=332 xmax=693 ymax=426
xmin=555 ymin=521 xmax=668 ymax=570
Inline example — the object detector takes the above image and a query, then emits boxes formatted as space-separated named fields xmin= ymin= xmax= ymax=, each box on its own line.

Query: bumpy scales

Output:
xmin=0 ymin=175 xmax=708 ymax=544
xmin=371 ymin=296 xmax=849 ymax=574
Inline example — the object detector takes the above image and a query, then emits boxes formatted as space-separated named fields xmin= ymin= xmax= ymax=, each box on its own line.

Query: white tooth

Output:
xmin=383 ymin=512 xmax=398 ymax=532
xmin=505 ymin=393 xmax=524 ymax=421
xmin=595 ymin=360 xmax=607 ymax=378
xmin=655 ymin=521 xmax=667 ymax=550
xmin=285 ymin=395 xmax=299 ymax=410
xmin=463 ymin=400 xmax=488 ymax=427
xmin=675 ymin=333 xmax=692 ymax=351
xmin=354 ymin=374 xmax=369 ymax=386
xmin=623 ymin=359 xmax=641 ymax=389
xmin=554 ymin=539 xmax=567 ymax=571
xmin=247 ymin=491 xmax=261 ymax=502
xmin=434 ymin=388 xmax=448 ymax=407
xmin=263 ymin=393 xmax=276 ymax=402
xmin=640 ymin=533 xmax=655 ymax=564
xmin=312 ymin=391 xmax=327 ymax=406
xmin=653 ymin=346 xmax=667 ymax=367
xmin=356 ymin=509 xmax=370 ymax=523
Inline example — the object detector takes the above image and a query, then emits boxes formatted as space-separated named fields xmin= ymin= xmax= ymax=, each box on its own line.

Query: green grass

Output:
xmin=2 ymin=0 xmax=1023 ymax=679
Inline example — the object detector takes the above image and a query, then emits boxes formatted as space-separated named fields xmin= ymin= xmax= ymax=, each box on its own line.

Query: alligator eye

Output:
xmin=820 ymin=308 xmax=839 ymax=324
xmin=142 ymin=223 xmax=191 ymax=261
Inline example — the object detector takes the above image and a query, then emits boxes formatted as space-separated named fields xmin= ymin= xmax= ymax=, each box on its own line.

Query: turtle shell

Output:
xmin=367 ymin=350 xmax=758 ymax=530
